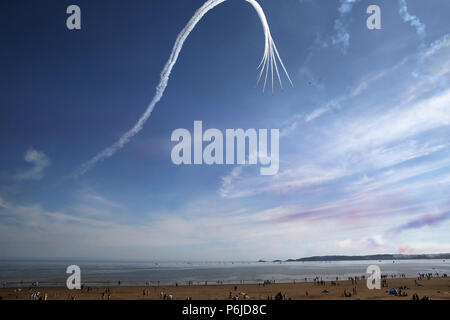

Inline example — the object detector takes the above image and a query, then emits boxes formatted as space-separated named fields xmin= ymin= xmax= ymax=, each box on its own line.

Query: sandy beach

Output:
xmin=1 ymin=277 xmax=449 ymax=300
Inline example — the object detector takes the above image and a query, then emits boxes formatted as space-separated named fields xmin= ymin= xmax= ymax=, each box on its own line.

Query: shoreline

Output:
xmin=1 ymin=276 xmax=449 ymax=300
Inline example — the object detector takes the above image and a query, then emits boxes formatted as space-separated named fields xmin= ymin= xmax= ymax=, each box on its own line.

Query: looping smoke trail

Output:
xmin=73 ymin=0 xmax=292 ymax=178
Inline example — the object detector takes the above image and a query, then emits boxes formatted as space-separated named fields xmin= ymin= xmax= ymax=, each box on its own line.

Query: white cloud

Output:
xmin=0 ymin=196 xmax=8 ymax=209
xmin=331 ymin=0 xmax=360 ymax=54
xmin=398 ymin=0 xmax=426 ymax=40
xmin=14 ymin=148 xmax=50 ymax=181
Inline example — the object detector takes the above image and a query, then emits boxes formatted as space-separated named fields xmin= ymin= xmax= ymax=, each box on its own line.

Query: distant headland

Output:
xmin=259 ymin=253 xmax=450 ymax=263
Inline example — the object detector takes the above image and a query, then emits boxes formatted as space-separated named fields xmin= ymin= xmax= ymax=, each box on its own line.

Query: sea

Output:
xmin=0 ymin=259 xmax=449 ymax=287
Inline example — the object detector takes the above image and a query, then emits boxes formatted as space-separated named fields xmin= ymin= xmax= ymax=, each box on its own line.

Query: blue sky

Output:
xmin=0 ymin=0 xmax=449 ymax=261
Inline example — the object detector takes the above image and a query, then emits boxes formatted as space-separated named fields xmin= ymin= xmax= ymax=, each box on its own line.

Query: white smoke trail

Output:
xmin=422 ymin=34 xmax=450 ymax=60
xmin=398 ymin=0 xmax=426 ymax=42
xmin=74 ymin=0 xmax=292 ymax=178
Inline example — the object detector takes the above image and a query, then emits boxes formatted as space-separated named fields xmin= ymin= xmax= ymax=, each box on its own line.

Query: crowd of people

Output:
xmin=1 ymin=270 xmax=447 ymax=300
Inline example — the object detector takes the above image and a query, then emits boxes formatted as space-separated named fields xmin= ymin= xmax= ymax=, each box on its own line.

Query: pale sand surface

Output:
xmin=1 ymin=277 xmax=449 ymax=300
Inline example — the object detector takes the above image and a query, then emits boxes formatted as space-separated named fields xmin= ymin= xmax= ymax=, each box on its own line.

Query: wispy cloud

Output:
xmin=332 ymin=0 xmax=360 ymax=54
xmin=0 ymin=196 xmax=9 ymax=209
xmin=0 ymin=193 xmax=344 ymax=260
xmin=397 ymin=0 xmax=450 ymax=93
xmin=14 ymin=148 xmax=50 ymax=181
xmin=299 ymin=69 xmax=386 ymax=124
xmin=219 ymin=166 xmax=244 ymax=198
xmin=72 ymin=188 xmax=125 ymax=217
xmin=423 ymin=34 xmax=450 ymax=59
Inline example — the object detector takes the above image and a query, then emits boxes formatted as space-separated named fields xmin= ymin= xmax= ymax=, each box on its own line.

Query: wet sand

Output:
xmin=1 ymin=277 xmax=449 ymax=300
